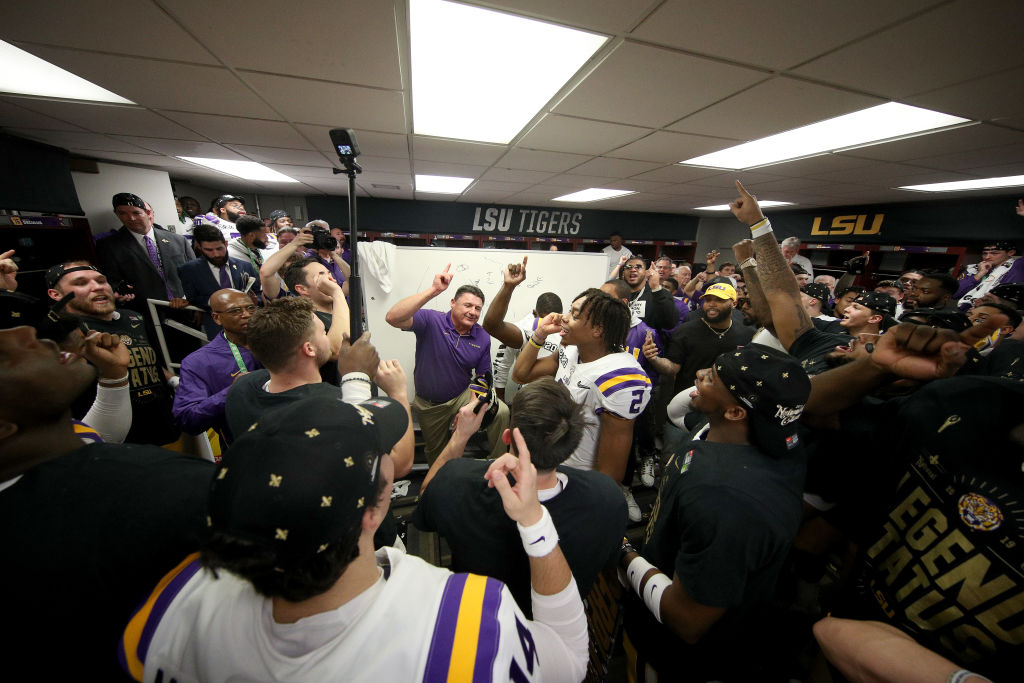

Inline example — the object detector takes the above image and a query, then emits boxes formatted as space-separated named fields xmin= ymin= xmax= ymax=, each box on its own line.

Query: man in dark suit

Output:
xmin=96 ymin=193 xmax=194 ymax=315
xmin=179 ymin=224 xmax=262 ymax=339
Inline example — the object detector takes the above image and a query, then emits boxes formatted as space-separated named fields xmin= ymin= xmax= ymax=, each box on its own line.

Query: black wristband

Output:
xmin=619 ymin=536 xmax=637 ymax=563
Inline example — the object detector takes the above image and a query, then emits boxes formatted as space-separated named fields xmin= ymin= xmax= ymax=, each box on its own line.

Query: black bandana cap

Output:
xmin=714 ymin=346 xmax=811 ymax=459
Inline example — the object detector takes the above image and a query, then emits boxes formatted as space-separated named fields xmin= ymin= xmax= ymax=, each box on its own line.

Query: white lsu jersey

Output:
xmin=121 ymin=546 xmax=578 ymax=683
xmin=555 ymin=347 xmax=652 ymax=471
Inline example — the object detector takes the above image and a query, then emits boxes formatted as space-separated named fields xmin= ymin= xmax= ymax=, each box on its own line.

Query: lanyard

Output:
xmin=244 ymin=245 xmax=262 ymax=273
xmin=226 ymin=337 xmax=249 ymax=375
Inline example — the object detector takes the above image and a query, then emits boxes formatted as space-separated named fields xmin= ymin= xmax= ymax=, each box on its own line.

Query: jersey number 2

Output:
xmin=628 ymin=389 xmax=644 ymax=414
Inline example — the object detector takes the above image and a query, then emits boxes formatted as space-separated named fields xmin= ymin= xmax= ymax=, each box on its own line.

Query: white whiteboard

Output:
xmin=363 ymin=246 xmax=608 ymax=400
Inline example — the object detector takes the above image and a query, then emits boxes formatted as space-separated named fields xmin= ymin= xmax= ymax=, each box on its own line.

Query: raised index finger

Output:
xmin=0 ymin=249 xmax=14 ymax=261
xmin=442 ymin=263 xmax=451 ymax=274
xmin=734 ymin=179 xmax=753 ymax=198
xmin=522 ymin=255 xmax=528 ymax=269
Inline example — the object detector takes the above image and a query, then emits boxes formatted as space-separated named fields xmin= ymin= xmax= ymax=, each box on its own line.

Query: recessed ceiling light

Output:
xmin=553 ymin=188 xmax=635 ymax=202
xmin=0 ymin=41 xmax=135 ymax=104
xmin=694 ymin=200 xmax=795 ymax=211
xmin=415 ymin=174 xmax=473 ymax=194
xmin=177 ymin=157 xmax=299 ymax=182
xmin=409 ymin=0 xmax=607 ymax=144
xmin=898 ymin=175 xmax=1024 ymax=192
xmin=680 ymin=103 xmax=970 ymax=170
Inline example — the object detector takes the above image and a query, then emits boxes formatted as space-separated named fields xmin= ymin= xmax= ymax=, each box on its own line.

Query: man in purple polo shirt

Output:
xmin=172 ymin=289 xmax=262 ymax=447
xmin=385 ymin=264 xmax=509 ymax=463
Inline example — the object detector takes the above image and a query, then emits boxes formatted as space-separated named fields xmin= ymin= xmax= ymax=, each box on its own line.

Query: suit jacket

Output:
xmin=178 ymin=257 xmax=262 ymax=339
xmin=96 ymin=226 xmax=194 ymax=314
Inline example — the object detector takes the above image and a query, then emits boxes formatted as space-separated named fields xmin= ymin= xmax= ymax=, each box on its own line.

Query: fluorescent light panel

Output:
xmin=178 ymin=157 xmax=299 ymax=182
xmin=415 ymin=174 xmax=473 ymax=194
xmin=0 ymin=40 xmax=134 ymax=104
xmin=409 ymin=0 xmax=607 ymax=144
xmin=694 ymin=200 xmax=794 ymax=211
xmin=899 ymin=175 xmax=1024 ymax=192
xmin=680 ymin=103 xmax=970 ymax=170
xmin=553 ymin=188 xmax=635 ymax=202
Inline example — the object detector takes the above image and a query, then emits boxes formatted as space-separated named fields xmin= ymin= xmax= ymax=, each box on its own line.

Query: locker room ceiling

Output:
xmin=2 ymin=0 xmax=1023 ymax=215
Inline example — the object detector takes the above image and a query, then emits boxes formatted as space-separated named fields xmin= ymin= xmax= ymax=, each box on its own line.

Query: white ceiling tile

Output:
xmin=69 ymin=151 xmax=194 ymax=168
xmin=669 ymin=77 xmax=884 ymax=140
xmin=954 ymin=162 xmax=1024 ymax=178
xmin=466 ymin=180 xmax=533 ymax=193
xmin=265 ymin=164 xmax=335 ymax=179
xmin=243 ymin=73 xmax=406 ymax=132
xmin=792 ymin=0 xmax=1024 ymax=98
xmin=756 ymin=154 xmax=876 ymax=178
xmin=628 ymin=165 xmax=724 ymax=183
xmin=567 ymin=157 xmax=664 ymax=178
xmin=497 ymin=148 xmax=591 ymax=172
xmin=159 ymin=112 xmax=311 ymax=147
xmin=354 ymin=156 xmax=413 ymax=174
xmin=294 ymin=126 xmax=410 ymax=159
xmin=412 ymin=137 xmax=507 ymax=165
xmin=6 ymin=129 xmax=149 ymax=153
xmin=0 ymin=98 xmax=87 ymax=131
xmin=607 ymin=131 xmax=737 ymax=163
xmin=906 ymin=143 xmax=1024 ymax=172
xmin=115 ymin=137 xmax=248 ymax=159
xmin=160 ymin=0 xmax=402 ymax=88
xmin=357 ymin=171 xmax=415 ymax=186
xmin=479 ymin=167 xmax=556 ymax=183
xmin=224 ymin=145 xmax=332 ymax=165
xmin=12 ymin=100 xmax=202 ymax=139
xmin=630 ymin=0 xmax=938 ymax=70
xmin=4 ymin=4 xmax=217 ymax=63
xmin=412 ymin=160 xmax=489 ymax=177
xmin=834 ymin=124 xmax=1024 ymax=163
xmin=10 ymin=46 xmax=278 ymax=118
xmin=554 ymin=43 xmax=766 ymax=128
xmin=905 ymin=66 xmax=1024 ymax=122
xmin=516 ymin=115 xmax=650 ymax=155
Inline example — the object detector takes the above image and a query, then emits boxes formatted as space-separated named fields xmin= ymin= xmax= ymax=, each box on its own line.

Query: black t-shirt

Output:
xmin=828 ymin=377 xmax=1024 ymax=681
xmin=958 ymin=339 xmax=1024 ymax=380
xmin=665 ymin=318 xmax=755 ymax=393
xmin=787 ymin=326 xmax=853 ymax=376
xmin=77 ymin=310 xmax=180 ymax=445
xmin=225 ymin=370 xmax=397 ymax=547
xmin=314 ymin=311 xmax=340 ymax=385
xmin=0 ymin=442 xmax=214 ymax=680
xmin=413 ymin=459 xmax=626 ymax=616
xmin=624 ymin=439 xmax=805 ymax=679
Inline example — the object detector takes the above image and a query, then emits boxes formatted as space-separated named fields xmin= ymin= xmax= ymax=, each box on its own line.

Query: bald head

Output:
xmin=209 ymin=289 xmax=256 ymax=340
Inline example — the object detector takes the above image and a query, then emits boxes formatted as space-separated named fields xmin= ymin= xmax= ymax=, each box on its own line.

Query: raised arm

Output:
xmin=316 ymin=274 xmax=350 ymax=359
xmin=373 ymin=358 xmax=415 ymax=478
xmin=421 ymin=398 xmax=486 ymax=491
xmin=733 ymin=240 xmax=773 ymax=331
xmin=510 ymin=312 xmax=561 ymax=384
xmin=260 ymin=230 xmax=312 ymax=299
xmin=729 ymin=181 xmax=811 ymax=350
xmin=486 ymin=429 xmax=589 ymax=682
xmin=385 ymin=264 xmax=452 ymax=330
xmin=483 ymin=257 xmax=530 ymax=348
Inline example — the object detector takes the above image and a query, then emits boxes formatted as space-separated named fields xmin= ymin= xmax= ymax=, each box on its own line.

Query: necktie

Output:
xmin=219 ymin=265 xmax=232 ymax=289
xmin=144 ymin=235 xmax=173 ymax=299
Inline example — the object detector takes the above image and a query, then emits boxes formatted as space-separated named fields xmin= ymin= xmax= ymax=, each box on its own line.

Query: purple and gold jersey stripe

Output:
xmin=119 ymin=553 xmax=202 ymax=681
xmin=595 ymin=368 xmax=651 ymax=396
xmin=423 ymin=573 xmax=504 ymax=682
xmin=72 ymin=419 xmax=103 ymax=444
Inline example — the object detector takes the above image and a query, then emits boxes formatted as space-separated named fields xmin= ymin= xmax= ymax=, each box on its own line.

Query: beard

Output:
xmin=225 ymin=209 xmax=243 ymax=222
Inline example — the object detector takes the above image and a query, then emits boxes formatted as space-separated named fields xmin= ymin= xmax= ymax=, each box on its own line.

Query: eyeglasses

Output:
xmin=214 ymin=304 xmax=257 ymax=316
xmin=622 ymin=264 xmax=645 ymax=271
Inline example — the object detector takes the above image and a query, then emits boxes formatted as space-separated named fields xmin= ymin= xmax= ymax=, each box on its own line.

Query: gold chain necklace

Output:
xmin=701 ymin=316 xmax=732 ymax=340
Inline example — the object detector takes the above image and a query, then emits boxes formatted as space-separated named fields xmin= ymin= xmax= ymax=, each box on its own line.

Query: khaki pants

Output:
xmin=413 ymin=387 xmax=510 ymax=464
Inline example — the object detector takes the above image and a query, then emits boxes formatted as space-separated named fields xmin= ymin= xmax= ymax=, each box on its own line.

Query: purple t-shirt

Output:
xmin=409 ymin=308 xmax=492 ymax=403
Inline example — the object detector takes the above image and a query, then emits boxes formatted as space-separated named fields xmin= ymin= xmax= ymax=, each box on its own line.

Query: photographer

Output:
xmin=303 ymin=220 xmax=350 ymax=293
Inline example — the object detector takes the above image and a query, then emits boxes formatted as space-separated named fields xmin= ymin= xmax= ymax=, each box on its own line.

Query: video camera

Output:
xmin=308 ymin=225 xmax=337 ymax=252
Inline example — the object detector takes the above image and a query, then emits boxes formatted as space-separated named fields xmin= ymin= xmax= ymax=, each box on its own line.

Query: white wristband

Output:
xmin=739 ymin=257 xmax=757 ymax=270
xmin=750 ymin=218 xmax=773 ymax=238
xmin=626 ymin=555 xmax=670 ymax=623
xmin=517 ymin=505 xmax=559 ymax=558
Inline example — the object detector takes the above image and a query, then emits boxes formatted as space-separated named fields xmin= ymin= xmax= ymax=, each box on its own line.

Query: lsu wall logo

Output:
xmin=810 ymin=214 xmax=884 ymax=236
